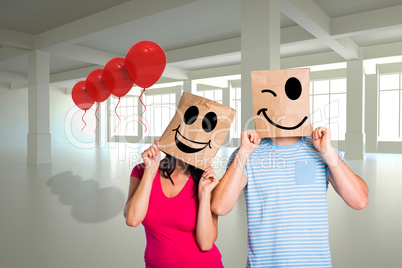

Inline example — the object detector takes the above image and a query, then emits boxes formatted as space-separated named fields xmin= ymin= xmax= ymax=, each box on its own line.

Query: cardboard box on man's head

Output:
xmin=159 ymin=92 xmax=235 ymax=170
xmin=251 ymin=68 xmax=313 ymax=138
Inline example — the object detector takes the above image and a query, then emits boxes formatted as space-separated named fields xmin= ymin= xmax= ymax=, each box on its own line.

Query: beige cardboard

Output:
xmin=251 ymin=68 xmax=313 ymax=138
xmin=159 ymin=92 xmax=235 ymax=170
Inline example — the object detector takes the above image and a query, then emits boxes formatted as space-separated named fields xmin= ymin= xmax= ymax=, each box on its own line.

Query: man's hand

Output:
xmin=311 ymin=127 xmax=340 ymax=167
xmin=311 ymin=127 xmax=332 ymax=155
xmin=240 ymin=131 xmax=261 ymax=155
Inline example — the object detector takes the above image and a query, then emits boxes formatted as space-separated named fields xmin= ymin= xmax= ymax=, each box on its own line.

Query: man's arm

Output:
xmin=211 ymin=131 xmax=260 ymax=216
xmin=312 ymin=127 xmax=369 ymax=210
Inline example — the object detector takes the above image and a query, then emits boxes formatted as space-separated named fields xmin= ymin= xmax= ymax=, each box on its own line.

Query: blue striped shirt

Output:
xmin=227 ymin=137 xmax=344 ymax=268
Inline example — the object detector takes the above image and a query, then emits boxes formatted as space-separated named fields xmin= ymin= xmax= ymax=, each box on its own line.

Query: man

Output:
xmin=213 ymin=68 xmax=369 ymax=267
xmin=212 ymin=127 xmax=369 ymax=267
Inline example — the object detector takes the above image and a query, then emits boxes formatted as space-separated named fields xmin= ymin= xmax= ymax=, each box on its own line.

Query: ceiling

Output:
xmin=1 ymin=0 xmax=402 ymax=90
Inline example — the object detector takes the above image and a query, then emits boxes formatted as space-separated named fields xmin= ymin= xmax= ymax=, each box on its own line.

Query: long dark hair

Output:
xmin=159 ymin=154 xmax=203 ymax=197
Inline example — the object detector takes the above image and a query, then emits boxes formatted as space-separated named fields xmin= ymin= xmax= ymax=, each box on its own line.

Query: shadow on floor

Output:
xmin=47 ymin=171 xmax=125 ymax=223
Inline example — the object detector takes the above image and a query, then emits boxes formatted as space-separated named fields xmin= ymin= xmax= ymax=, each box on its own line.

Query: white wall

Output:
xmin=50 ymin=87 xmax=75 ymax=144
xmin=0 ymin=88 xmax=28 ymax=147
xmin=51 ymin=87 xmax=97 ymax=146
xmin=0 ymin=87 xmax=98 ymax=150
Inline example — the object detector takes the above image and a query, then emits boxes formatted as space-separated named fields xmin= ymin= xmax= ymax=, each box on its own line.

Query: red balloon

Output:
xmin=72 ymin=81 xmax=95 ymax=110
xmin=86 ymin=69 xmax=111 ymax=102
xmin=125 ymin=40 xmax=166 ymax=88
xmin=102 ymin=57 xmax=134 ymax=98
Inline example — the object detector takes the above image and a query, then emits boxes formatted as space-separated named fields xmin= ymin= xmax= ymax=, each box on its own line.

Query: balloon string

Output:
xmin=139 ymin=88 xmax=147 ymax=133
xmin=81 ymin=110 xmax=87 ymax=132
xmin=94 ymin=102 xmax=100 ymax=133
xmin=114 ymin=97 xmax=121 ymax=133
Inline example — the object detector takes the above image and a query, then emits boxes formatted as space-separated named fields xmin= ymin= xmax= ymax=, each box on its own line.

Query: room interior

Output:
xmin=1 ymin=0 xmax=402 ymax=267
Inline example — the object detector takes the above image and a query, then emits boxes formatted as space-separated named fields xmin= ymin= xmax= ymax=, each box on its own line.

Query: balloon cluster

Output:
xmin=71 ymin=40 xmax=167 ymax=132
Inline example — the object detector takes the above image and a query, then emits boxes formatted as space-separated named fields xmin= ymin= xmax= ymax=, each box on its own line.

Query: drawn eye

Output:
xmin=184 ymin=106 xmax=199 ymax=125
xmin=285 ymin=77 xmax=302 ymax=100
xmin=202 ymin=112 xmax=217 ymax=132
xmin=261 ymin=89 xmax=277 ymax=97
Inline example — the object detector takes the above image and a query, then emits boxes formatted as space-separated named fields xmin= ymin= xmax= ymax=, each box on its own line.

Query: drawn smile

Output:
xmin=257 ymin=108 xmax=308 ymax=130
xmin=173 ymin=125 xmax=211 ymax=153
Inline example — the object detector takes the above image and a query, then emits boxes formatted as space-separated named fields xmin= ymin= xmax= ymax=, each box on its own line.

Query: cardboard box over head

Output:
xmin=251 ymin=68 xmax=313 ymax=138
xmin=159 ymin=92 xmax=235 ymax=170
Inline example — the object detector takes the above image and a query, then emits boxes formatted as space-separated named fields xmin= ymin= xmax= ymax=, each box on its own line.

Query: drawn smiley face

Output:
xmin=257 ymin=77 xmax=308 ymax=130
xmin=173 ymin=105 xmax=218 ymax=153
xmin=251 ymin=68 xmax=312 ymax=137
xmin=159 ymin=92 xmax=236 ymax=170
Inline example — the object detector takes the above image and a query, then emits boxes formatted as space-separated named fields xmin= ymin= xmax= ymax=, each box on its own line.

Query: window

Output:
xmin=193 ymin=79 xmax=241 ymax=145
xmin=310 ymin=78 xmax=347 ymax=140
xmin=109 ymin=96 xmax=138 ymax=137
xmin=143 ymin=92 xmax=177 ymax=138
xmin=195 ymin=88 xmax=223 ymax=104
xmin=379 ymin=73 xmax=402 ymax=141
xmin=108 ymin=84 xmax=182 ymax=142
xmin=230 ymin=84 xmax=241 ymax=139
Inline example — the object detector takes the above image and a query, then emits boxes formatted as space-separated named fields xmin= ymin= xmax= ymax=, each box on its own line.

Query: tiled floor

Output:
xmin=0 ymin=143 xmax=401 ymax=268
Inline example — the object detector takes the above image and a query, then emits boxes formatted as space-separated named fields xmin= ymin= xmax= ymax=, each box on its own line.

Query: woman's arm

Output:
xmin=123 ymin=176 xmax=140 ymax=219
xmin=124 ymin=141 xmax=161 ymax=227
xmin=196 ymin=167 xmax=219 ymax=251
xmin=311 ymin=127 xmax=369 ymax=210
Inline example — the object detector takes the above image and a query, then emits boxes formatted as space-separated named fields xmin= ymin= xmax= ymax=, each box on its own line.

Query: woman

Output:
xmin=124 ymin=140 xmax=223 ymax=268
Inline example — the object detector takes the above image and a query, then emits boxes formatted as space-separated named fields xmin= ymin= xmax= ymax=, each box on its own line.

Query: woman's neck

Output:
xmin=175 ymin=159 xmax=189 ymax=175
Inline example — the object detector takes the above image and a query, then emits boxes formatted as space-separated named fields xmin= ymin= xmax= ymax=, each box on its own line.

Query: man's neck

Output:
xmin=269 ymin=136 xmax=302 ymax=146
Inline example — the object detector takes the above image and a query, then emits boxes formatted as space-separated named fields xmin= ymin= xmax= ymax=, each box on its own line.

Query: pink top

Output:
xmin=131 ymin=163 xmax=223 ymax=268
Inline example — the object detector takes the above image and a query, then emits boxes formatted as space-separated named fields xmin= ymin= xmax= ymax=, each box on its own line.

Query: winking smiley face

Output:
xmin=252 ymin=68 xmax=312 ymax=137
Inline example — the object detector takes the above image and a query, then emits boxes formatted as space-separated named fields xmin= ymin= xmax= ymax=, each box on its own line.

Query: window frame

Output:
xmin=229 ymin=79 xmax=241 ymax=146
xmin=310 ymin=77 xmax=347 ymax=141
xmin=142 ymin=86 xmax=182 ymax=142
xmin=107 ymin=85 xmax=182 ymax=143
xmin=378 ymin=72 xmax=402 ymax=141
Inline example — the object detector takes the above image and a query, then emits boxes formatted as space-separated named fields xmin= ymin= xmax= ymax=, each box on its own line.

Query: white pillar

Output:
xmin=365 ymin=71 xmax=379 ymax=153
xmin=345 ymin=54 xmax=365 ymax=159
xmin=241 ymin=0 xmax=280 ymax=130
xmin=94 ymin=101 xmax=107 ymax=147
xmin=182 ymin=80 xmax=192 ymax=94
xmin=27 ymin=50 xmax=52 ymax=164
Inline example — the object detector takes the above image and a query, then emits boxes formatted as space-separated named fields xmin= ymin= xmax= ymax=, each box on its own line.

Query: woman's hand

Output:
xmin=199 ymin=166 xmax=219 ymax=199
xmin=125 ymin=140 xmax=160 ymax=227
xmin=196 ymin=166 xmax=220 ymax=251
xmin=141 ymin=140 xmax=161 ymax=174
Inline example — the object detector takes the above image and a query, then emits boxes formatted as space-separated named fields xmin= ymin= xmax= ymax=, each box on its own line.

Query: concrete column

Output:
xmin=345 ymin=54 xmax=365 ymax=159
xmin=182 ymin=80 xmax=192 ymax=94
xmin=222 ymin=82 xmax=230 ymax=108
xmin=95 ymin=102 xmax=107 ymax=147
xmin=365 ymin=70 xmax=379 ymax=153
xmin=27 ymin=50 xmax=52 ymax=164
xmin=241 ymin=0 xmax=280 ymax=130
